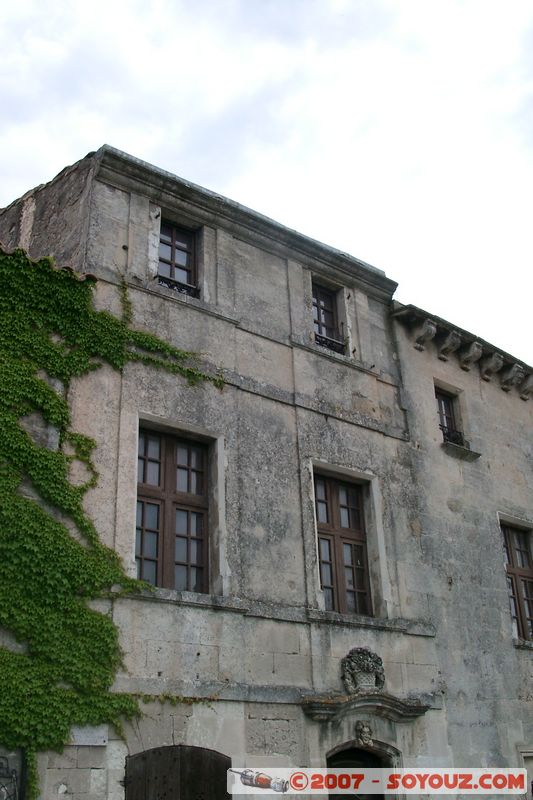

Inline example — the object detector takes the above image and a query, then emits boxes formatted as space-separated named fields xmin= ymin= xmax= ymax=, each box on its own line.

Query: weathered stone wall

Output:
xmin=1 ymin=148 xmax=531 ymax=799
xmin=393 ymin=319 xmax=533 ymax=769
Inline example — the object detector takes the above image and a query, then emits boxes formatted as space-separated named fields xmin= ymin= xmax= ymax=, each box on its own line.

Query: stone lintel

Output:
xmin=301 ymin=691 xmax=431 ymax=723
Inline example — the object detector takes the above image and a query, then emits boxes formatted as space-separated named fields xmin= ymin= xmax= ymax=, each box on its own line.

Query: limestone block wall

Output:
xmin=394 ymin=319 xmax=533 ymax=768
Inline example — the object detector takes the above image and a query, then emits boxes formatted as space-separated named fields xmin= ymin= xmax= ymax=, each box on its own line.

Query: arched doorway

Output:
xmin=124 ymin=744 xmax=230 ymax=800
xmin=327 ymin=747 xmax=385 ymax=800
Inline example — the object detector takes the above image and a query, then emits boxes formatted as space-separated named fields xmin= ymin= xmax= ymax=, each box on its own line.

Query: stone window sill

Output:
xmin=513 ymin=637 xmax=533 ymax=651
xmin=441 ymin=441 xmax=481 ymax=461
xmin=124 ymin=589 xmax=435 ymax=637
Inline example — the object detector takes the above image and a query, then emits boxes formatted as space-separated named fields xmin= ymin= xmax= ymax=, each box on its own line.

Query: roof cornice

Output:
xmin=392 ymin=302 xmax=532 ymax=401
xmin=94 ymin=145 xmax=398 ymax=302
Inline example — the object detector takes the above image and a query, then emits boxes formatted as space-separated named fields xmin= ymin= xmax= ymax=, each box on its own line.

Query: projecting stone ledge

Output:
xmin=301 ymin=690 xmax=431 ymax=723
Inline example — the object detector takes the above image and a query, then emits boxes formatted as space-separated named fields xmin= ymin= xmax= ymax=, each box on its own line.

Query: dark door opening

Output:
xmin=327 ymin=747 xmax=385 ymax=800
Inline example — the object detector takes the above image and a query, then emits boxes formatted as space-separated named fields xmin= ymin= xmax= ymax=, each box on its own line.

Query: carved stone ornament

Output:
xmin=355 ymin=720 xmax=374 ymax=747
xmin=500 ymin=363 xmax=525 ymax=392
xmin=414 ymin=319 xmax=437 ymax=351
xmin=480 ymin=352 xmax=504 ymax=381
xmin=520 ymin=373 xmax=533 ymax=401
xmin=438 ymin=331 xmax=462 ymax=361
xmin=459 ymin=341 xmax=483 ymax=371
xmin=341 ymin=647 xmax=385 ymax=694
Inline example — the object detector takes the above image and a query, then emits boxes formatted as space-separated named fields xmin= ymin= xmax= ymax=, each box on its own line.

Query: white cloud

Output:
xmin=1 ymin=0 xmax=532 ymax=361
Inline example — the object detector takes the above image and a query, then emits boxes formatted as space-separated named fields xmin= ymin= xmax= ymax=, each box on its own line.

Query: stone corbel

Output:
xmin=438 ymin=331 xmax=462 ymax=361
xmin=480 ymin=352 xmax=504 ymax=381
xmin=500 ymin=363 xmax=525 ymax=392
xmin=459 ymin=341 xmax=483 ymax=371
xmin=414 ymin=319 xmax=437 ymax=351
xmin=519 ymin=373 xmax=533 ymax=401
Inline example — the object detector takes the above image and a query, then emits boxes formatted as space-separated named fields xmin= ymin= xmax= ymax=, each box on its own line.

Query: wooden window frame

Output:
xmin=314 ymin=474 xmax=372 ymax=615
xmin=502 ymin=524 xmax=533 ymax=640
xmin=137 ymin=429 xmax=209 ymax=592
xmin=158 ymin=221 xmax=200 ymax=298
xmin=435 ymin=387 xmax=465 ymax=446
xmin=312 ymin=282 xmax=345 ymax=354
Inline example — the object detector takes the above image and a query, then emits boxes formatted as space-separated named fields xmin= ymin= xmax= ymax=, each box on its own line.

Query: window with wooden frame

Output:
xmin=314 ymin=474 xmax=372 ymax=615
xmin=136 ymin=429 xmax=208 ymax=592
xmin=312 ymin=283 xmax=345 ymax=354
xmin=158 ymin=221 xmax=200 ymax=298
xmin=435 ymin=387 xmax=464 ymax=446
xmin=502 ymin=524 xmax=533 ymax=640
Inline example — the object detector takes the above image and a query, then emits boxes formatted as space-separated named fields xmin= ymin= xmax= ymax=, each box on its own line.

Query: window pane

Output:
xmin=175 ymin=565 xmax=188 ymax=590
xmin=143 ymin=560 xmax=157 ymax=585
xmin=177 ymin=445 xmax=189 ymax=466
xmin=324 ymin=587 xmax=334 ymax=610
xmin=177 ymin=468 xmax=188 ymax=492
xmin=136 ymin=501 xmax=142 ymax=527
xmin=174 ymin=249 xmax=189 ymax=267
xmin=145 ymin=503 xmax=159 ymax=530
xmin=319 ymin=538 xmax=330 ymax=560
xmin=346 ymin=591 xmax=356 ymax=612
xmin=146 ymin=461 xmax=160 ymax=486
xmin=174 ymin=230 xmax=192 ymax=248
xmin=317 ymin=501 xmax=328 ymax=523
xmin=321 ymin=563 xmax=332 ymax=585
xmin=135 ymin=528 xmax=141 ymax=556
xmin=190 ymin=539 xmax=203 ymax=565
xmin=175 ymin=267 xmax=189 ymax=284
xmin=345 ymin=567 xmax=354 ymax=588
xmin=191 ymin=512 xmax=203 ymax=536
xmin=175 ymin=537 xmax=187 ymax=562
xmin=147 ymin=436 xmax=160 ymax=459
xmin=158 ymin=261 xmax=171 ymax=278
xmin=159 ymin=242 xmax=172 ymax=260
xmin=160 ymin=223 xmax=172 ymax=240
xmin=191 ymin=567 xmax=203 ymax=592
xmin=343 ymin=543 xmax=353 ymax=565
xmin=144 ymin=531 xmax=158 ymax=558
xmin=138 ymin=432 xmax=145 ymax=455
xmin=191 ymin=471 xmax=203 ymax=494
xmin=175 ymin=509 xmax=188 ymax=534
xmin=190 ymin=447 xmax=203 ymax=468
xmin=137 ymin=458 xmax=144 ymax=483
xmin=340 ymin=507 xmax=349 ymax=528
xmin=339 ymin=487 xmax=347 ymax=505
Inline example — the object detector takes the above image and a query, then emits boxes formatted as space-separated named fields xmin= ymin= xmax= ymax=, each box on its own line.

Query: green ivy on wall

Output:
xmin=0 ymin=248 xmax=221 ymax=799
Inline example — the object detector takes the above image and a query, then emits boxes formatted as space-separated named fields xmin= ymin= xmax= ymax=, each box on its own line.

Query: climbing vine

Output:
xmin=0 ymin=248 xmax=221 ymax=798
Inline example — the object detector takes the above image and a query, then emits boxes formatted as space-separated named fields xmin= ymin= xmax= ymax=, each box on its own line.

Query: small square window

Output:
xmin=158 ymin=221 xmax=199 ymax=298
xmin=435 ymin=388 xmax=465 ymax=446
xmin=312 ymin=283 xmax=345 ymax=354
xmin=502 ymin=524 xmax=533 ymax=640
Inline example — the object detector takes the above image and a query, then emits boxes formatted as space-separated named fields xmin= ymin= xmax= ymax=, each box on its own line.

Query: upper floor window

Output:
xmin=314 ymin=474 xmax=372 ymax=615
xmin=435 ymin=388 xmax=464 ymax=446
xmin=312 ymin=283 xmax=345 ymax=354
xmin=158 ymin=221 xmax=200 ymax=298
xmin=502 ymin=524 xmax=533 ymax=640
xmin=137 ymin=429 xmax=208 ymax=592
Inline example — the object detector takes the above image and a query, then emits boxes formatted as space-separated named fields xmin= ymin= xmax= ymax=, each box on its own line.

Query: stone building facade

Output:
xmin=0 ymin=146 xmax=531 ymax=799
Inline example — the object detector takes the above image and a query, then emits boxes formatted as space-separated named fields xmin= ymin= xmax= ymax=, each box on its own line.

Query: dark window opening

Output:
xmin=314 ymin=475 xmax=372 ymax=615
xmin=158 ymin=221 xmax=200 ymax=298
xmin=312 ymin=283 xmax=345 ymax=354
xmin=137 ymin=429 xmax=208 ymax=592
xmin=502 ymin=524 xmax=533 ymax=640
xmin=435 ymin=388 xmax=464 ymax=446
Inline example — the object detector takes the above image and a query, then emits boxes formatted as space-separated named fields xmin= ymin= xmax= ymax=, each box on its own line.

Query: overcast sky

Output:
xmin=1 ymin=0 xmax=532 ymax=363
